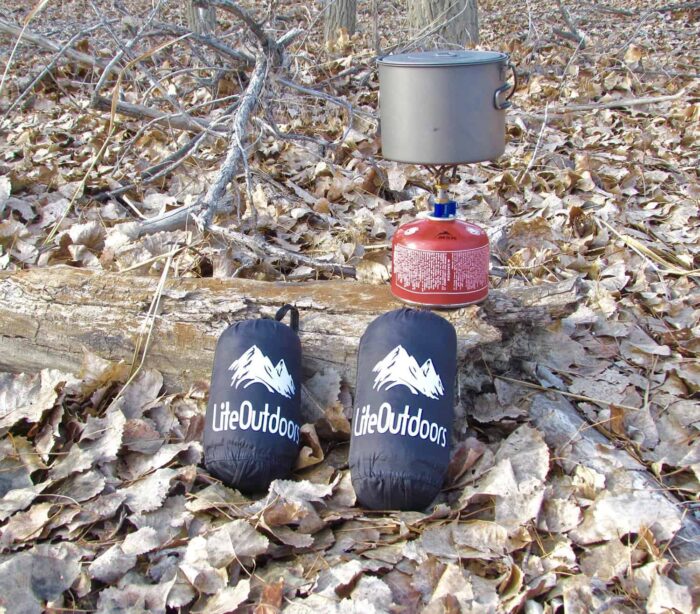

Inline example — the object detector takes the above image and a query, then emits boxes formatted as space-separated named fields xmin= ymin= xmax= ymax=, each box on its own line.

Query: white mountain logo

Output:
xmin=372 ymin=345 xmax=444 ymax=399
xmin=229 ymin=345 xmax=295 ymax=398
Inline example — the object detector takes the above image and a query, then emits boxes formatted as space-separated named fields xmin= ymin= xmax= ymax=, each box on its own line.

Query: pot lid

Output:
xmin=378 ymin=50 xmax=507 ymax=67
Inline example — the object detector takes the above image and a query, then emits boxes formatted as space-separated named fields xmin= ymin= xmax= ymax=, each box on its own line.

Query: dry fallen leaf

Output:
xmin=0 ymin=370 xmax=76 ymax=430
xmin=570 ymin=490 xmax=681 ymax=545
xmin=295 ymin=423 xmax=325 ymax=469
xmin=0 ymin=542 xmax=83 ymax=614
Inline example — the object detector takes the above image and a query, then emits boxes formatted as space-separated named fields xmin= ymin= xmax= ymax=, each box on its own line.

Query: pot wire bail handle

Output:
xmin=494 ymin=62 xmax=518 ymax=110
xmin=275 ymin=304 xmax=300 ymax=332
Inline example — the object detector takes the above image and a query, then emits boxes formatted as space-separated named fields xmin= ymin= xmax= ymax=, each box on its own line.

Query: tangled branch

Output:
xmin=0 ymin=0 xmax=356 ymax=278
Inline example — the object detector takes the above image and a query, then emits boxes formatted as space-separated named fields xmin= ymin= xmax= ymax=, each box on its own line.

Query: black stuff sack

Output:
xmin=203 ymin=305 xmax=302 ymax=493
xmin=349 ymin=308 xmax=457 ymax=511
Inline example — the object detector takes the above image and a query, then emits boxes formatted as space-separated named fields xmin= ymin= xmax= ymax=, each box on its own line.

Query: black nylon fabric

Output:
xmin=349 ymin=309 xmax=456 ymax=511
xmin=203 ymin=318 xmax=301 ymax=493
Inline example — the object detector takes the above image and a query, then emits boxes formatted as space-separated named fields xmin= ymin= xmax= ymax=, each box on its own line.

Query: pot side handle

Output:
xmin=494 ymin=62 xmax=518 ymax=110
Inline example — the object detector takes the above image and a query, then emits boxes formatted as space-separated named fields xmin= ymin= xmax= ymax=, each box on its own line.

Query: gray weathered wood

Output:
xmin=324 ymin=0 xmax=357 ymax=43
xmin=0 ymin=267 xmax=578 ymax=390
xmin=408 ymin=0 xmax=479 ymax=47
xmin=186 ymin=0 xmax=217 ymax=35
xmin=0 ymin=18 xmax=109 ymax=70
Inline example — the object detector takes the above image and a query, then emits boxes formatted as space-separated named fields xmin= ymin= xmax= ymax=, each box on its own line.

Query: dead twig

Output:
xmin=514 ymin=87 xmax=689 ymax=120
xmin=618 ymin=3 xmax=700 ymax=53
xmin=89 ymin=5 xmax=215 ymax=140
xmin=2 ymin=20 xmax=112 ymax=122
xmin=648 ymin=1 xmax=700 ymax=13
xmin=632 ymin=68 xmax=700 ymax=79
xmin=596 ymin=218 xmax=700 ymax=277
xmin=196 ymin=0 xmax=278 ymax=55
xmin=0 ymin=0 xmax=53 ymax=96
xmin=552 ymin=28 xmax=583 ymax=45
xmin=560 ymin=88 xmax=690 ymax=112
xmin=277 ymin=77 xmax=354 ymax=146
xmin=495 ymin=375 xmax=643 ymax=413
xmin=106 ymin=251 xmax=175 ymax=413
xmin=208 ymin=224 xmax=355 ymax=277
xmin=197 ymin=53 xmax=268 ymax=227
xmin=0 ymin=18 xmax=108 ymax=72
xmin=518 ymin=102 xmax=549 ymax=182
xmin=580 ymin=1 xmax=698 ymax=17
xmin=271 ymin=26 xmax=305 ymax=49
xmin=128 ymin=53 xmax=268 ymax=236
xmin=91 ymin=95 xmax=223 ymax=134
xmin=149 ymin=21 xmax=255 ymax=65
xmin=579 ymin=2 xmax=634 ymax=17
xmin=89 ymin=0 xmax=157 ymax=99
xmin=95 ymin=5 xmax=212 ymax=137
xmin=235 ymin=132 xmax=258 ymax=225
xmin=257 ymin=113 xmax=331 ymax=150
xmin=94 ymin=128 xmax=211 ymax=202
xmin=44 ymin=35 xmax=188 ymax=245
xmin=555 ymin=0 xmax=587 ymax=48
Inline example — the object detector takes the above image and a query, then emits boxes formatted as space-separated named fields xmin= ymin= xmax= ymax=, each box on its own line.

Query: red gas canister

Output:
xmin=390 ymin=200 xmax=489 ymax=307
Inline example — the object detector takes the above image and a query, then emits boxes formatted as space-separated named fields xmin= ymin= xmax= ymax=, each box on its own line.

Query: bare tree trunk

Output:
xmin=324 ymin=0 xmax=357 ymax=43
xmin=408 ymin=0 xmax=479 ymax=47
xmin=185 ymin=0 xmax=216 ymax=35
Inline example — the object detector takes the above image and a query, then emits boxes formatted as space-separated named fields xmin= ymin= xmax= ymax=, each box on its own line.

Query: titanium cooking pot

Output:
xmin=377 ymin=50 xmax=517 ymax=165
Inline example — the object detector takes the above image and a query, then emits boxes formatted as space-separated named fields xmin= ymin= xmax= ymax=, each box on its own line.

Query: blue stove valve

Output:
xmin=432 ymin=200 xmax=457 ymax=218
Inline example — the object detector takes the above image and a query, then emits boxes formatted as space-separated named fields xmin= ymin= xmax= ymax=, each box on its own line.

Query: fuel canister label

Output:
xmin=393 ymin=244 xmax=489 ymax=294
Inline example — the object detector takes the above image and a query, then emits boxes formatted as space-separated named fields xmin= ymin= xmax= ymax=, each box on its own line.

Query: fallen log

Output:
xmin=0 ymin=267 xmax=579 ymax=389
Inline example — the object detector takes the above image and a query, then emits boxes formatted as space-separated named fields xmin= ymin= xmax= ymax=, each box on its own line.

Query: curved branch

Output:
xmin=198 ymin=53 xmax=268 ymax=226
xmin=148 ymin=22 xmax=255 ymax=65
xmin=195 ymin=0 xmax=278 ymax=54
xmin=208 ymin=224 xmax=355 ymax=277
xmin=129 ymin=54 xmax=268 ymax=236
xmin=0 ymin=18 xmax=108 ymax=69
xmin=276 ymin=77 xmax=354 ymax=146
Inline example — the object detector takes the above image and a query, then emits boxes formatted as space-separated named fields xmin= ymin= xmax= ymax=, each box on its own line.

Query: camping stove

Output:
xmin=377 ymin=49 xmax=517 ymax=308
xmin=390 ymin=171 xmax=490 ymax=308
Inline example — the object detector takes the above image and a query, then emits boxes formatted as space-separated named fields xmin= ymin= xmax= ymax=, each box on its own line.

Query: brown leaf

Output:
xmin=356 ymin=251 xmax=391 ymax=285
xmin=383 ymin=569 xmax=422 ymax=611
xmin=119 ymin=368 xmax=164 ymax=419
xmin=180 ymin=536 xmax=228 ymax=594
xmin=263 ymin=499 xmax=306 ymax=527
xmin=624 ymin=44 xmax=643 ymax=65
xmin=255 ymin=578 xmax=285 ymax=614
xmin=647 ymin=574 xmax=693 ymax=614
xmin=77 ymin=349 xmax=129 ymax=394
xmin=580 ymin=540 xmax=632 ymax=581
xmin=185 ymin=483 xmax=250 ymax=514
xmin=88 ymin=544 xmax=137 ymax=584
xmin=608 ymin=405 xmax=626 ymax=436
xmin=120 ymin=467 xmax=178 ymax=513
xmin=295 ymin=423 xmax=325 ymax=469
xmin=446 ymin=437 xmax=487 ymax=485
xmin=0 ymin=369 xmax=75 ymax=430
xmin=0 ymin=501 xmax=53 ymax=547
xmin=316 ymin=401 xmax=351 ymax=440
